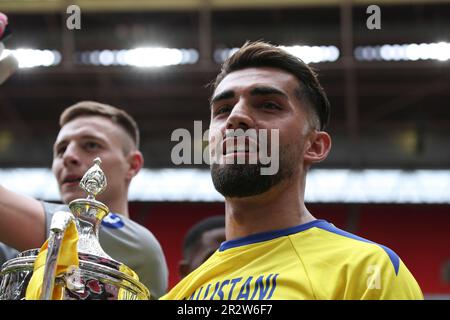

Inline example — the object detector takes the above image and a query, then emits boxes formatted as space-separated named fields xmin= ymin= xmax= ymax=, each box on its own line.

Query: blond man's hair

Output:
xmin=59 ymin=101 xmax=140 ymax=150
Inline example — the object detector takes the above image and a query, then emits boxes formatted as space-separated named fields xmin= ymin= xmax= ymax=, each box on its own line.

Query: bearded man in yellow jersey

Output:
xmin=162 ymin=41 xmax=423 ymax=300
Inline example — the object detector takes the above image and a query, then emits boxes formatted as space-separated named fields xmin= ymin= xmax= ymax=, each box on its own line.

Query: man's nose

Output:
xmin=226 ymin=99 xmax=255 ymax=131
xmin=62 ymin=143 xmax=81 ymax=167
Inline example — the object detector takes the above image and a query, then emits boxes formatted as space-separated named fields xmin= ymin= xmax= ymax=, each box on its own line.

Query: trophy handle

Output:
xmin=40 ymin=211 xmax=74 ymax=300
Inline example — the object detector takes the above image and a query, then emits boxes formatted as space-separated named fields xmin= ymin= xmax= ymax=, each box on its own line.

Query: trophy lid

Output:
xmin=79 ymin=157 xmax=107 ymax=200
xmin=69 ymin=156 xmax=109 ymax=225
xmin=69 ymin=157 xmax=109 ymax=258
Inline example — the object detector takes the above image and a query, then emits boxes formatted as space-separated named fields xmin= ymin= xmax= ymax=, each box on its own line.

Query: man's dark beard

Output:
xmin=211 ymin=150 xmax=294 ymax=198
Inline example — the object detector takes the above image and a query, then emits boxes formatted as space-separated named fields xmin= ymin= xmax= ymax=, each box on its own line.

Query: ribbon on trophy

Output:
xmin=25 ymin=219 xmax=79 ymax=300
xmin=118 ymin=264 xmax=142 ymax=300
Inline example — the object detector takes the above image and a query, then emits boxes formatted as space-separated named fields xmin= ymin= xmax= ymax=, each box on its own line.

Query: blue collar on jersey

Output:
xmin=219 ymin=219 xmax=328 ymax=252
xmin=219 ymin=219 xmax=400 ymax=275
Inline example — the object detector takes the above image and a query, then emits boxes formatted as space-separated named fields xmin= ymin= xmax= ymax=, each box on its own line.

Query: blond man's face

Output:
xmin=52 ymin=116 xmax=133 ymax=206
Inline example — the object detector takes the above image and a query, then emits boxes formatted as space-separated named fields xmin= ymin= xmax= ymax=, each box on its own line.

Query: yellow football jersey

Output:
xmin=162 ymin=219 xmax=423 ymax=300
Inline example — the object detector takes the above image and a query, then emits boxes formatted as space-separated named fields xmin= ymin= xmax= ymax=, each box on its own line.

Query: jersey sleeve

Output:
xmin=99 ymin=218 xmax=169 ymax=299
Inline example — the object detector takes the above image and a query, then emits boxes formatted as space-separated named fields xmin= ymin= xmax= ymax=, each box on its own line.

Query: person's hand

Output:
xmin=0 ymin=12 xmax=18 ymax=85
xmin=0 ymin=12 xmax=8 ymax=39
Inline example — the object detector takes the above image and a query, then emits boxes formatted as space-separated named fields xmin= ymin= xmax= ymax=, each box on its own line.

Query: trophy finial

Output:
xmin=79 ymin=157 xmax=107 ymax=199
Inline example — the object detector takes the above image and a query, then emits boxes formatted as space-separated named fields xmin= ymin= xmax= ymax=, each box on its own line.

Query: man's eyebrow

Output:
xmin=209 ymin=86 xmax=287 ymax=108
xmin=53 ymin=134 xmax=104 ymax=149
xmin=53 ymin=139 xmax=66 ymax=150
xmin=210 ymin=90 xmax=235 ymax=105
xmin=250 ymin=86 xmax=288 ymax=99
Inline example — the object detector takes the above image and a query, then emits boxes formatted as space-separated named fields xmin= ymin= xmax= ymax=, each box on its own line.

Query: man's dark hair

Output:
xmin=183 ymin=216 xmax=225 ymax=260
xmin=212 ymin=41 xmax=331 ymax=130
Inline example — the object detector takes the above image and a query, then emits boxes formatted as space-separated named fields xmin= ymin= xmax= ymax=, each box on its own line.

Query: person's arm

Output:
xmin=0 ymin=185 xmax=46 ymax=251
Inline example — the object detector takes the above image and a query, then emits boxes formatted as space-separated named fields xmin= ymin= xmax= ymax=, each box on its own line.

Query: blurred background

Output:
xmin=0 ymin=0 xmax=449 ymax=298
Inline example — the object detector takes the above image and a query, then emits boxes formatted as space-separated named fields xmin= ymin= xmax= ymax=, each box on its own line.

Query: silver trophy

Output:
xmin=0 ymin=158 xmax=150 ymax=300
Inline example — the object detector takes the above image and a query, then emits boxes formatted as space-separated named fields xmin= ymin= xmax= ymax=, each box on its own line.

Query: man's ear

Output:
xmin=303 ymin=131 xmax=332 ymax=165
xmin=179 ymin=260 xmax=190 ymax=280
xmin=126 ymin=150 xmax=144 ymax=180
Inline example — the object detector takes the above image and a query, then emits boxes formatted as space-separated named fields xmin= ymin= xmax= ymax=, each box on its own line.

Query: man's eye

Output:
xmin=213 ymin=105 xmax=232 ymax=116
xmin=85 ymin=142 xmax=100 ymax=150
xmin=260 ymin=102 xmax=281 ymax=110
xmin=55 ymin=146 xmax=66 ymax=156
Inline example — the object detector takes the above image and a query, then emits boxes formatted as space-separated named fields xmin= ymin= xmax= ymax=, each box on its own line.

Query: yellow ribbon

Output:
xmin=118 ymin=264 xmax=146 ymax=300
xmin=25 ymin=221 xmax=79 ymax=300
